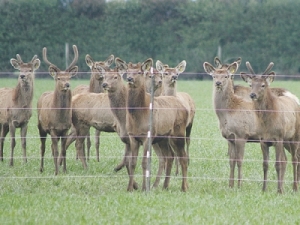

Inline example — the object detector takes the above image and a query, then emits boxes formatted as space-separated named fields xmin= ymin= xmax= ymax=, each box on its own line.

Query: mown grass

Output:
xmin=0 ymin=75 xmax=300 ymax=224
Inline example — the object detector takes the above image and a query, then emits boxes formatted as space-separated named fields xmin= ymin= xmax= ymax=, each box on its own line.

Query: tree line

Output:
xmin=0 ymin=0 xmax=299 ymax=79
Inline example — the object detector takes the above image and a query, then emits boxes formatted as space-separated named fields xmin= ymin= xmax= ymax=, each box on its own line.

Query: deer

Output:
xmin=145 ymin=68 xmax=163 ymax=97
xmin=203 ymin=60 xmax=263 ymax=190
xmin=125 ymin=58 xmax=189 ymax=192
xmin=66 ymin=54 xmax=114 ymax=162
xmin=38 ymin=45 xmax=78 ymax=175
xmin=0 ymin=54 xmax=40 ymax=166
xmin=240 ymin=62 xmax=300 ymax=193
xmin=214 ymin=57 xmax=291 ymax=101
xmin=101 ymin=58 xmax=169 ymax=189
xmin=156 ymin=60 xmax=196 ymax=175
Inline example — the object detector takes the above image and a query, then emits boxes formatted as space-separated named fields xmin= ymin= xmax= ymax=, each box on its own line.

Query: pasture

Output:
xmin=0 ymin=75 xmax=299 ymax=224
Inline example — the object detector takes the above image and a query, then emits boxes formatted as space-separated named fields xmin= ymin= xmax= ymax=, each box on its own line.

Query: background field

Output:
xmin=1 ymin=75 xmax=300 ymax=224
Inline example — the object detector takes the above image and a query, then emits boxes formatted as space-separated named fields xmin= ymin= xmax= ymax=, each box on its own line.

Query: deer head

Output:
xmin=85 ymin=54 xmax=114 ymax=81
xmin=126 ymin=58 xmax=153 ymax=88
xmin=240 ymin=62 xmax=275 ymax=101
xmin=156 ymin=60 xmax=186 ymax=87
xmin=43 ymin=45 xmax=78 ymax=91
xmin=10 ymin=54 xmax=40 ymax=85
xmin=102 ymin=57 xmax=127 ymax=92
xmin=203 ymin=61 xmax=239 ymax=91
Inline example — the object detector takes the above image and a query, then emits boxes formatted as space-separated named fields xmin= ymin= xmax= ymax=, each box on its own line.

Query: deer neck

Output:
xmin=89 ymin=76 xmax=104 ymax=93
xmin=13 ymin=81 xmax=34 ymax=108
xmin=162 ymin=86 xmax=176 ymax=96
xmin=127 ymin=83 xmax=150 ymax=120
xmin=52 ymin=89 xmax=72 ymax=115
xmin=213 ymin=82 xmax=236 ymax=118
xmin=108 ymin=84 xmax=127 ymax=129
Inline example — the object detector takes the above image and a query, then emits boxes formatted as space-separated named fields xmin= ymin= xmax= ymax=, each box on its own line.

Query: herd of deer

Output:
xmin=1 ymin=44 xmax=299 ymax=193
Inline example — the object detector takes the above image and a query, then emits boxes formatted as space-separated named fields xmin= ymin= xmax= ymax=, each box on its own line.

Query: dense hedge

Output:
xmin=1 ymin=0 xmax=300 ymax=77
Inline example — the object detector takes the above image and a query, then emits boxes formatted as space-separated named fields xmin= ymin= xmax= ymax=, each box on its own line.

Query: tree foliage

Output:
xmin=0 ymin=0 xmax=300 ymax=76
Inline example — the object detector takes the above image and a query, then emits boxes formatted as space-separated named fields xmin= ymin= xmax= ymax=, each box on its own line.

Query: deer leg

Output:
xmin=38 ymin=124 xmax=47 ymax=173
xmin=236 ymin=140 xmax=246 ymax=188
xmin=185 ymin=123 xmax=192 ymax=165
xmin=50 ymin=133 xmax=59 ymax=175
xmin=64 ymin=126 xmax=76 ymax=162
xmin=289 ymin=143 xmax=298 ymax=191
xmin=9 ymin=124 xmax=16 ymax=167
xmin=152 ymin=143 xmax=165 ymax=188
xmin=86 ymin=130 xmax=91 ymax=161
xmin=260 ymin=142 xmax=270 ymax=192
xmin=0 ymin=124 xmax=9 ymax=162
xmin=74 ymin=125 xmax=88 ymax=169
xmin=94 ymin=129 xmax=100 ymax=162
xmin=228 ymin=140 xmax=236 ymax=188
xmin=127 ymin=137 xmax=140 ymax=192
xmin=60 ymin=130 xmax=68 ymax=173
xmin=170 ymin=137 xmax=188 ymax=192
xmin=159 ymin=139 xmax=174 ymax=190
xmin=274 ymin=142 xmax=287 ymax=194
xmin=20 ymin=123 xmax=28 ymax=164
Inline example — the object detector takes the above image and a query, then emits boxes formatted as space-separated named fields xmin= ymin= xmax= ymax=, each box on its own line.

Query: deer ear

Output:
xmin=203 ymin=62 xmax=215 ymax=75
xmin=240 ymin=72 xmax=252 ymax=85
xmin=214 ymin=57 xmax=222 ymax=69
xmin=85 ymin=54 xmax=94 ymax=68
xmin=156 ymin=60 xmax=165 ymax=73
xmin=266 ymin=72 xmax=275 ymax=85
xmin=115 ymin=57 xmax=127 ymax=76
xmin=105 ymin=55 xmax=114 ymax=67
xmin=69 ymin=66 xmax=78 ymax=77
xmin=227 ymin=62 xmax=238 ymax=75
xmin=32 ymin=59 xmax=41 ymax=71
xmin=10 ymin=58 xmax=20 ymax=70
xmin=49 ymin=66 xmax=59 ymax=78
xmin=142 ymin=58 xmax=153 ymax=72
xmin=176 ymin=60 xmax=186 ymax=74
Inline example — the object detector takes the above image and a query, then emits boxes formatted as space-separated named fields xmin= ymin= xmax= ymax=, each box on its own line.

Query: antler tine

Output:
xmin=246 ymin=61 xmax=255 ymax=74
xmin=263 ymin=62 xmax=274 ymax=75
xmin=16 ymin=54 xmax=23 ymax=63
xmin=66 ymin=45 xmax=79 ymax=71
xmin=43 ymin=47 xmax=53 ymax=66
xmin=31 ymin=55 xmax=38 ymax=63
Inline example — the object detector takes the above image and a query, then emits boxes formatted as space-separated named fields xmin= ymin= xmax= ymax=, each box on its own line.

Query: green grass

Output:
xmin=0 ymin=76 xmax=300 ymax=224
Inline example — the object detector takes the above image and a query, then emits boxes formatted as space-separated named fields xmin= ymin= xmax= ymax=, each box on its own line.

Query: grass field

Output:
xmin=1 ymin=75 xmax=300 ymax=224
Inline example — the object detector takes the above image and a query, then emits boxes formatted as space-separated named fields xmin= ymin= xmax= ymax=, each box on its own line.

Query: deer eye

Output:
xmin=262 ymin=84 xmax=265 ymax=88
xmin=57 ymin=77 xmax=61 ymax=80
xmin=164 ymin=73 xmax=168 ymax=76
xmin=138 ymin=72 xmax=142 ymax=75
xmin=224 ymin=75 xmax=228 ymax=78
xmin=114 ymin=76 xmax=118 ymax=79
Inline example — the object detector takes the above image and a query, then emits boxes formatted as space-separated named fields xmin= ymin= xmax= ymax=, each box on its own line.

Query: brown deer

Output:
xmin=0 ymin=54 xmax=40 ymax=166
xmin=66 ymin=54 xmax=114 ymax=162
xmin=241 ymin=62 xmax=300 ymax=193
xmin=38 ymin=45 xmax=78 ymax=175
xmin=203 ymin=60 xmax=263 ymax=189
xmin=125 ymin=58 xmax=189 ymax=192
xmin=156 ymin=60 xmax=196 ymax=173
xmin=214 ymin=57 xmax=290 ymax=100
xmin=102 ymin=58 xmax=168 ymax=189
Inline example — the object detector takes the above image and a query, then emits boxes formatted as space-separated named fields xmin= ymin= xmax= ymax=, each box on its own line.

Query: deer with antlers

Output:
xmin=241 ymin=62 xmax=300 ymax=193
xmin=38 ymin=45 xmax=78 ymax=175
xmin=66 ymin=54 xmax=114 ymax=162
xmin=0 ymin=54 xmax=40 ymax=166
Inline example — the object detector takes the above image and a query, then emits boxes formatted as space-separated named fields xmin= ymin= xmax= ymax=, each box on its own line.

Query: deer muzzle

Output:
xmin=250 ymin=92 xmax=257 ymax=100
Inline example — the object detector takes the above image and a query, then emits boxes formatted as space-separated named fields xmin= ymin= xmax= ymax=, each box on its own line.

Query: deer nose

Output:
xmin=20 ymin=75 xmax=25 ymax=79
xmin=102 ymin=83 xmax=108 ymax=88
xmin=250 ymin=93 xmax=256 ymax=99
xmin=172 ymin=75 xmax=178 ymax=80
xmin=65 ymin=83 xmax=70 ymax=88
xmin=215 ymin=81 xmax=221 ymax=86
xmin=127 ymin=77 xmax=133 ymax=82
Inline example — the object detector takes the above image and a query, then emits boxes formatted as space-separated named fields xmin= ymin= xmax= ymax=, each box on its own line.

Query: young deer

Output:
xmin=125 ymin=59 xmax=189 ymax=192
xmin=102 ymin=58 xmax=168 ymax=189
xmin=38 ymin=45 xmax=78 ymax=175
xmin=66 ymin=54 xmax=114 ymax=162
xmin=241 ymin=62 xmax=300 ymax=193
xmin=156 ymin=60 xmax=196 ymax=174
xmin=0 ymin=54 xmax=40 ymax=166
xmin=203 ymin=60 xmax=263 ymax=189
